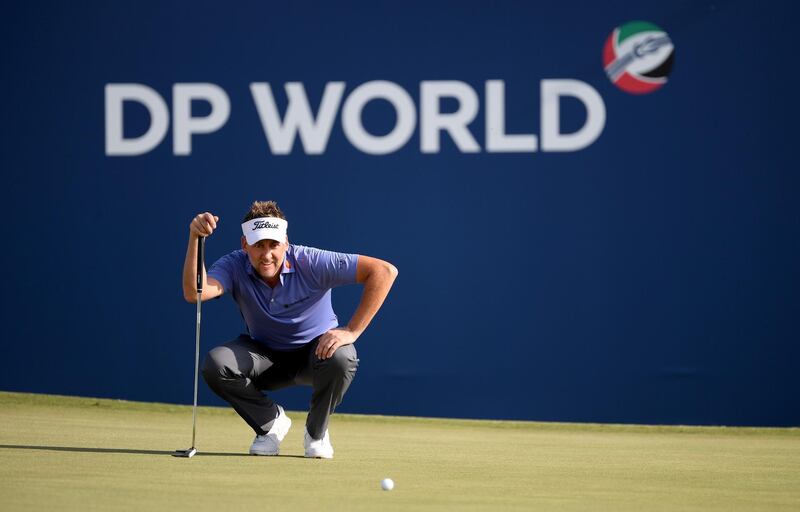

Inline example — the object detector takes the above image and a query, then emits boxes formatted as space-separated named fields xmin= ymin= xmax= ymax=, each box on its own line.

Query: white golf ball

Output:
xmin=381 ymin=478 xmax=394 ymax=491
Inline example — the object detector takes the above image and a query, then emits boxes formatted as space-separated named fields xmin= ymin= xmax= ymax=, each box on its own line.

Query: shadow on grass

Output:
xmin=0 ymin=444 xmax=306 ymax=458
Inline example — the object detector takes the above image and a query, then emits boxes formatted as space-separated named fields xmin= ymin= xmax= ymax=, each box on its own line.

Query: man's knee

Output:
xmin=201 ymin=346 xmax=238 ymax=383
xmin=318 ymin=345 xmax=359 ymax=376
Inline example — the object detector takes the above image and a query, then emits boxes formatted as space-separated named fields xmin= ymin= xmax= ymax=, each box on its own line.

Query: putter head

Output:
xmin=172 ymin=447 xmax=197 ymax=458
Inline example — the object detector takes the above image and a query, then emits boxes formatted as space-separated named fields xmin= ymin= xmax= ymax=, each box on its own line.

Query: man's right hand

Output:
xmin=184 ymin=212 xmax=224 ymax=302
xmin=190 ymin=212 xmax=219 ymax=238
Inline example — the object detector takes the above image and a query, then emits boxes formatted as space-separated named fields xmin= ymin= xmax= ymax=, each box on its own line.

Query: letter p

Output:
xmin=173 ymin=83 xmax=230 ymax=156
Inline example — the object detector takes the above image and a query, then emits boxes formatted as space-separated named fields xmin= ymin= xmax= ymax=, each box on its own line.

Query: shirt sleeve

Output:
xmin=301 ymin=246 xmax=359 ymax=290
xmin=207 ymin=251 xmax=239 ymax=293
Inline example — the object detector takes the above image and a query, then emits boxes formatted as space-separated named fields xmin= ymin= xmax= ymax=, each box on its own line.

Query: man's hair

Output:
xmin=242 ymin=200 xmax=286 ymax=223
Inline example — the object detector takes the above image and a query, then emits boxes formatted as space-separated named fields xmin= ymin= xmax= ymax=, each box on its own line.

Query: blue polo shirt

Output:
xmin=207 ymin=244 xmax=359 ymax=350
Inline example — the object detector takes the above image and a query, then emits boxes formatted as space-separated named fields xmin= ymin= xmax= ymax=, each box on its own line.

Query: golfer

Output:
xmin=182 ymin=201 xmax=398 ymax=458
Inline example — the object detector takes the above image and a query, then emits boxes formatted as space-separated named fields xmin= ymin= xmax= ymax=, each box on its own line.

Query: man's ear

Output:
xmin=241 ymin=236 xmax=247 ymax=250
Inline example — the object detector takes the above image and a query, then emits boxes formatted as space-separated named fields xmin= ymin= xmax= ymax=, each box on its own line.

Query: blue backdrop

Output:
xmin=2 ymin=0 xmax=798 ymax=426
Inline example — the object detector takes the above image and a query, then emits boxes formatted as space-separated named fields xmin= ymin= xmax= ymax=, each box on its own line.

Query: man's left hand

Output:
xmin=315 ymin=328 xmax=358 ymax=359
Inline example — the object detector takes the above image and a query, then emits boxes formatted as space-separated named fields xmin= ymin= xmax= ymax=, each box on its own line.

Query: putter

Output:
xmin=173 ymin=235 xmax=205 ymax=458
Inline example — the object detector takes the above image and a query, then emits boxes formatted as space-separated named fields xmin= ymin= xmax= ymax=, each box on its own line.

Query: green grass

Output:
xmin=1 ymin=392 xmax=798 ymax=511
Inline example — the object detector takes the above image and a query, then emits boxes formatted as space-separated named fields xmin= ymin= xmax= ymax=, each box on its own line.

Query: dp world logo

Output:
xmin=603 ymin=21 xmax=674 ymax=94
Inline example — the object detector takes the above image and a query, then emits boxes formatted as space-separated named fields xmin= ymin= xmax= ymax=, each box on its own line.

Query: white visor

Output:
xmin=241 ymin=217 xmax=288 ymax=245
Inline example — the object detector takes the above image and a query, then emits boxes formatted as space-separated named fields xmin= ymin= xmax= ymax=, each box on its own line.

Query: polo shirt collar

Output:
xmin=281 ymin=251 xmax=296 ymax=275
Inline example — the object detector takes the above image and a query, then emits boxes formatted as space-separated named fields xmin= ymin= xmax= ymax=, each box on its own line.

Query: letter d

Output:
xmin=541 ymin=79 xmax=606 ymax=152
xmin=105 ymin=84 xmax=169 ymax=156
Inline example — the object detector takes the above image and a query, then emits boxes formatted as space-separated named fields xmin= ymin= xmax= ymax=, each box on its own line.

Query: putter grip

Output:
xmin=196 ymin=236 xmax=205 ymax=293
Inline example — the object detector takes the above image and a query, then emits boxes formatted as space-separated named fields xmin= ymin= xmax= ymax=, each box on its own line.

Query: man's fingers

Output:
xmin=193 ymin=213 xmax=219 ymax=236
xmin=316 ymin=329 xmax=354 ymax=359
xmin=315 ymin=336 xmax=327 ymax=358
xmin=316 ymin=329 xmax=354 ymax=358
xmin=201 ymin=213 xmax=217 ymax=230
xmin=316 ymin=335 xmax=338 ymax=359
xmin=324 ymin=341 xmax=338 ymax=359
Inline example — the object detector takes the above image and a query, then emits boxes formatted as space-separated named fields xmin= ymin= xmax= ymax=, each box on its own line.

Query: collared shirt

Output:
xmin=207 ymin=244 xmax=359 ymax=350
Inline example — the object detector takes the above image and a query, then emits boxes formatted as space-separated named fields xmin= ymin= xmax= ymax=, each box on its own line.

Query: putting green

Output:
xmin=1 ymin=392 xmax=798 ymax=511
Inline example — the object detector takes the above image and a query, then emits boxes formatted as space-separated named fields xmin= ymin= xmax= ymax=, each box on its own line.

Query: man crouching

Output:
xmin=182 ymin=200 xmax=398 ymax=458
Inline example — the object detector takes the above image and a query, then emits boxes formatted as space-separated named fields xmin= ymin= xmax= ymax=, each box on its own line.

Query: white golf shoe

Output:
xmin=304 ymin=427 xmax=334 ymax=459
xmin=249 ymin=405 xmax=292 ymax=456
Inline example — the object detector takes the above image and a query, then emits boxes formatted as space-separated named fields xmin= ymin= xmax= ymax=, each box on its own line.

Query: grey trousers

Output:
xmin=201 ymin=334 xmax=358 ymax=440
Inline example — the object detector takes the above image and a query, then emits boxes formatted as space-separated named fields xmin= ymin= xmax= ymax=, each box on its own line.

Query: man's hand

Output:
xmin=183 ymin=212 xmax=224 ymax=302
xmin=190 ymin=212 xmax=219 ymax=238
xmin=316 ymin=328 xmax=358 ymax=359
xmin=314 ymin=255 xmax=397 ymax=357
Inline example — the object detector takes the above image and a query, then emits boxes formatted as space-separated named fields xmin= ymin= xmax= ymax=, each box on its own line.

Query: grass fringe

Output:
xmin=2 ymin=390 xmax=797 ymax=436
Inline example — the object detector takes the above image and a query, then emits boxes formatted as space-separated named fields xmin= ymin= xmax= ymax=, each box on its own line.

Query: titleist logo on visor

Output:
xmin=252 ymin=220 xmax=280 ymax=230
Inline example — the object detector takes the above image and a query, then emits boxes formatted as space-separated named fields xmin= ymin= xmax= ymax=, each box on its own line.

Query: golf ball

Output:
xmin=381 ymin=478 xmax=394 ymax=491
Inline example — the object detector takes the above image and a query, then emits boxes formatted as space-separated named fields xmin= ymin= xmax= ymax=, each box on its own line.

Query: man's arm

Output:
xmin=183 ymin=212 xmax=225 ymax=303
xmin=315 ymin=255 xmax=398 ymax=359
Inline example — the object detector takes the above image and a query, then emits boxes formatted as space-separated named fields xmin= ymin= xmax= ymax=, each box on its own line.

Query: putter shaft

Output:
xmin=192 ymin=290 xmax=201 ymax=449
xmin=175 ymin=236 xmax=204 ymax=458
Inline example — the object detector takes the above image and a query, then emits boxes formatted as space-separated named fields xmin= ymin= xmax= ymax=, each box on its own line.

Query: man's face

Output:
xmin=241 ymin=236 xmax=288 ymax=283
